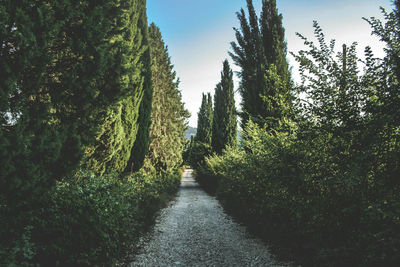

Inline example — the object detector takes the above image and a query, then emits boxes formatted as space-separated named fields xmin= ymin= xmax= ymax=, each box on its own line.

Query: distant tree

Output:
xmin=212 ymin=60 xmax=237 ymax=154
xmin=189 ymin=135 xmax=194 ymax=158
xmin=190 ymin=93 xmax=213 ymax=169
xmin=182 ymin=135 xmax=195 ymax=165
xmin=195 ymin=93 xmax=213 ymax=145
xmin=230 ymin=0 xmax=292 ymax=129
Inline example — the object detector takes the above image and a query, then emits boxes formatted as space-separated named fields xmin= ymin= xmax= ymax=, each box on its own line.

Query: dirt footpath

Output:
xmin=129 ymin=169 xmax=290 ymax=267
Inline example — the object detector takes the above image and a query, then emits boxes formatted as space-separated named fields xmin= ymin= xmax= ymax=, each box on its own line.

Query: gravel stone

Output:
xmin=129 ymin=169 xmax=291 ymax=267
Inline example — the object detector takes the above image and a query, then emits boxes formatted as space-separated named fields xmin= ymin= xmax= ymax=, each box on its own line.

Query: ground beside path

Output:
xmin=129 ymin=169 xmax=290 ymax=266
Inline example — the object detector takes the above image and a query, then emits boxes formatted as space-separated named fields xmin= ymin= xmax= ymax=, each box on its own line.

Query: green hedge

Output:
xmin=0 ymin=170 xmax=180 ymax=266
xmin=198 ymin=121 xmax=400 ymax=266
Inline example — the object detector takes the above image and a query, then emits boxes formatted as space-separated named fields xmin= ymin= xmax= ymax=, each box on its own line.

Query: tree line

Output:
xmin=0 ymin=1 xmax=188 ymax=265
xmin=186 ymin=59 xmax=237 ymax=168
xmin=192 ymin=0 xmax=400 ymax=266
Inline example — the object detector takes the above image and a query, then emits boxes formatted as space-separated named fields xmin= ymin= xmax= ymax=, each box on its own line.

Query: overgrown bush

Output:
xmin=199 ymin=118 xmax=400 ymax=266
xmin=0 ymin=170 xmax=180 ymax=266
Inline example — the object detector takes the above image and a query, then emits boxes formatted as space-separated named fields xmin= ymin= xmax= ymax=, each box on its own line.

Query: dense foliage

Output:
xmin=212 ymin=60 xmax=237 ymax=154
xmin=126 ymin=4 xmax=154 ymax=173
xmin=1 ymin=0 xmax=140 ymax=211
xmin=82 ymin=0 xmax=150 ymax=176
xmin=0 ymin=170 xmax=180 ymax=266
xmin=195 ymin=1 xmax=400 ymax=266
xmin=0 ymin=1 xmax=186 ymax=265
xmin=142 ymin=23 xmax=190 ymax=174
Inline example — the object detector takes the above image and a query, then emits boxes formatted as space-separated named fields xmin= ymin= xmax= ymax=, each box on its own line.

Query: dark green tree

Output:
xmin=182 ymin=136 xmax=192 ymax=165
xmin=212 ymin=60 xmax=237 ymax=154
xmin=189 ymin=135 xmax=195 ymax=159
xmin=0 ymin=1 xmax=67 ymax=209
xmin=0 ymin=0 xmax=151 ymax=264
xmin=230 ymin=0 xmax=292 ymax=129
xmin=195 ymin=93 xmax=213 ymax=145
xmin=126 ymin=0 xmax=153 ymax=173
xmin=142 ymin=23 xmax=190 ymax=173
xmin=0 ymin=0 xmax=148 ymax=205
xmin=290 ymin=18 xmax=400 ymax=264
xmin=83 ymin=0 xmax=150 ymax=175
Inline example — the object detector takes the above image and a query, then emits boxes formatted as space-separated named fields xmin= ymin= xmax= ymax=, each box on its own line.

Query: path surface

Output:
xmin=129 ymin=169 xmax=290 ymax=267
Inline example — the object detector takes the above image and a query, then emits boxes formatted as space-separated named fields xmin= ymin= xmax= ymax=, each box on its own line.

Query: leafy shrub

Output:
xmin=0 ymin=170 xmax=180 ymax=266
xmin=189 ymin=141 xmax=213 ymax=170
xmin=198 ymin=120 xmax=400 ymax=266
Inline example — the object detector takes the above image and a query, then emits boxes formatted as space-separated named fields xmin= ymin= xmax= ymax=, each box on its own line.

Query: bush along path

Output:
xmin=128 ymin=169 xmax=290 ymax=267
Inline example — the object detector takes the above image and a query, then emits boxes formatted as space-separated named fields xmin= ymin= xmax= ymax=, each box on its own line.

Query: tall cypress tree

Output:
xmin=196 ymin=94 xmax=208 ymax=143
xmin=83 ymin=0 xmax=150 ymax=175
xmin=212 ymin=60 xmax=237 ymax=154
xmin=260 ymin=0 xmax=290 ymax=84
xmin=230 ymin=0 xmax=264 ymax=128
xmin=206 ymin=93 xmax=213 ymax=143
xmin=142 ymin=23 xmax=189 ymax=173
xmin=0 ymin=1 xmax=70 ymax=208
xmin=195 ymin=93 xmax=213 ymax=145
xmin=126 ymin=0 xmax=153 ymax=173
xmin=230 ymin=0 xmax=291 ymax=129
xmin=191 ymin=92 xmax=213 ymax=168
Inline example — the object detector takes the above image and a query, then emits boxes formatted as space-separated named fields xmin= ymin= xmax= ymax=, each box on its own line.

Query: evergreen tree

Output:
xmin=0 ymin=0 xmax=148 ymax=202
xmin=260 ymin=0 xmax=290 ymax=84
xmin=83 ymin=0 xmax=150 ymax=175
xmin=230 ymin=0 xmax=291 ymax=129
xmin=187 ymin=135 xmax=195 ymax=163
xmin=212 ymin=60 xmax=237 ymax=154
xmin=182 ymin=136 xmax=194 ymax=165
xmin=206 ymin=93 xmax=213 ymax=142
xmin=195 ymin=93 xmax=213 ymax=145
xmin=142 ymin=23 xmax=190 ymax=173
xmin=126 ymin=0 xmax=153 ymax=173
xmin=0 ymin=1 xmax=151 ymax=263
xmin=0 ymin=2 xmax=65 ymax=208
xmin=230 ymin=0 xmax=263 ymax=128
xmin=190 ymin=93 xmax=213 ymax=168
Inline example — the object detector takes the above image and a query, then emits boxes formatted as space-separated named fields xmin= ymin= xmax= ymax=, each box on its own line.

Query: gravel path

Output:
xmin=129 ymin=169 xmax=290 ymax=267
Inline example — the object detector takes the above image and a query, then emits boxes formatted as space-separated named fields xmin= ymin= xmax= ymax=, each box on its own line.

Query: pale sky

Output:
xmin=147 ymin=0 xmax=394 ymax=127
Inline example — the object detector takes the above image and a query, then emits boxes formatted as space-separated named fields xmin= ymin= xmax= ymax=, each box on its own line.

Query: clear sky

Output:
xmin=147 ymin=0 xmax=394 ymax=127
